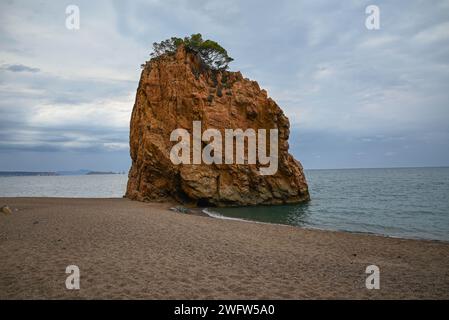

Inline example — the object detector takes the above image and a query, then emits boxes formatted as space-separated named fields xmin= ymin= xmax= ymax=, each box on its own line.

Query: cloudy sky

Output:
xmin=0 ymin=0 xmax=448 ymax=171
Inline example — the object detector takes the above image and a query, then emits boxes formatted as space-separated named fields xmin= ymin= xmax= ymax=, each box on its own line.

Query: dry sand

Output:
xmin=0 ymin=197 xmax=448 ymax=299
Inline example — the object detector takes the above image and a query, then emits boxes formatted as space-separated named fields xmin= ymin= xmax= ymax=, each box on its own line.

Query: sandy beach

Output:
xmin=1 ymin=197 xmax=448 ymax=299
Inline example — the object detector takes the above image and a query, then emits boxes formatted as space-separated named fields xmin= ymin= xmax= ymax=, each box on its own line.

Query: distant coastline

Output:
xmin=0 ymin=170 xmax=125 ymax=177
xmin=1 ymin=165 xmax=448 ymax=177
xmin=0 ymin=171 xmax=58 ymax=177
xmin=85 ymin=171 xmax=121 ymax=175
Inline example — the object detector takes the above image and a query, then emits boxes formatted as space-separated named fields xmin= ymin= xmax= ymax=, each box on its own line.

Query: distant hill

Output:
xmin=86 ymin=171 xmax=119 ymax=175
xmin=56 ymin=169 xmax=91 ymax=176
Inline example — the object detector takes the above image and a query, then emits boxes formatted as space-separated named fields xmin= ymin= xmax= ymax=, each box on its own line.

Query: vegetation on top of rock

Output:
xmin=147 ymin=33 xmax=234 ymax=71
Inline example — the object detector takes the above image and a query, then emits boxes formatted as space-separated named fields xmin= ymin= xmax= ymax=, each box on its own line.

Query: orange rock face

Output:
xmin=126 ymin=46 xmax=310 ymax=206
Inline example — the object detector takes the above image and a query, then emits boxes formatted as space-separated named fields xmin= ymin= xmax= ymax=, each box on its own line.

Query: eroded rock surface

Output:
xmin=126 ymin=46 xmax=310 ymax=206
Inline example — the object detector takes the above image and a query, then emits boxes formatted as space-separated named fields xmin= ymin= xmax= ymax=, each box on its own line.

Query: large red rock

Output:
xmin=126 ymin=46 xmax=310 ymax=206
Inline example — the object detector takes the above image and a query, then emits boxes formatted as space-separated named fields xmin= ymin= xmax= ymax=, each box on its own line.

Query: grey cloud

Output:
xmin=291 ymin=128 xmax=449 ymax=169
xmin=0 ymin=124 xmax=129 ymax=153
xmin=1 ymin=64 xmax=40 ymax=73
xmin=0 ymin=69 xmax=136 ymax=106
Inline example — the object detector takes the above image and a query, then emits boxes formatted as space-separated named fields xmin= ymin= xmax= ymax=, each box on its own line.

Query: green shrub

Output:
xmin=149 ymin=33 xmax=233 ymax=71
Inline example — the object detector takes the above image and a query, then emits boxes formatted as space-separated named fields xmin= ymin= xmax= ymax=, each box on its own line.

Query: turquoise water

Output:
xmin=1 ymin=168 xmax=449 ymax=241
xmin=209 ymin=167 xmax=449 ymax=242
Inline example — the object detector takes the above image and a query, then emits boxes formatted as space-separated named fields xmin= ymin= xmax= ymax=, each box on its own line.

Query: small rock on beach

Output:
xmin=1 ymin=206 xmax=12 ymax=215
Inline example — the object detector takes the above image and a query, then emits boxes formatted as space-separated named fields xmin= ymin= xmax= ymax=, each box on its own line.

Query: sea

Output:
xmin=1 ymin=167 xmax=448 ymax=242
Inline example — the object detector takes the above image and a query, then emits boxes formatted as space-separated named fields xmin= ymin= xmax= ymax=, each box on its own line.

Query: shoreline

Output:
xmin=1 ymin=197 xmax=449 ymax=299
xmin=2 ymin=196 xmax=447 ymax=244
xmin=4 ymin=196 xmax=447 ymax=244
xmin=202 ymin=207 xmax=449 ymax=245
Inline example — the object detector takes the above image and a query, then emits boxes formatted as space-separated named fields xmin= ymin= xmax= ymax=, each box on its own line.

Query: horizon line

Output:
xmin=1 ymin=165 xmax=449 ymax=174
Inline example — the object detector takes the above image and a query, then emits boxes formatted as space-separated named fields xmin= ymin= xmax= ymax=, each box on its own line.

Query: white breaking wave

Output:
xmin=202 ymin=208 xmax=251 ymax=223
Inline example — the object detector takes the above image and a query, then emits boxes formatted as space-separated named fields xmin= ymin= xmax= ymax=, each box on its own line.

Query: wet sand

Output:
xmin=0 ymin=197 xmax=448 ymax=299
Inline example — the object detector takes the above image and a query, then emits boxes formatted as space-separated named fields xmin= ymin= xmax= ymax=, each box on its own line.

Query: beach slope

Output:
xmin=0 ymin=198 xmax=448 ymax=299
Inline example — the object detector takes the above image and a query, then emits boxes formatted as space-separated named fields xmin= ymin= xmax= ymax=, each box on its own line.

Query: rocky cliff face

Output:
xmin=126 ymin=46 xmax=310 ymax=206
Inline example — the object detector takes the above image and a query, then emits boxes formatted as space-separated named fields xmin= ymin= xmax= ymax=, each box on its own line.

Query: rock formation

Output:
xmin=126 ymin=45 xmax=310 ymax=206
